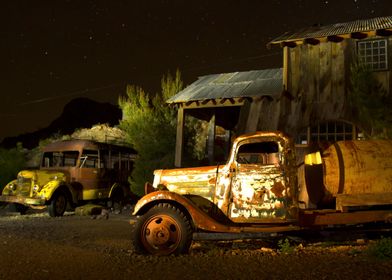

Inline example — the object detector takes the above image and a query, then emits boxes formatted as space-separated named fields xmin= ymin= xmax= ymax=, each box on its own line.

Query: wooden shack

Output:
xmin=167 ymin=69 xmax=283 ymax=167
xmin=170 ymin=16 xmax=392 ymax=166
xmin=269 ymin=15 xmax=392 ymax=141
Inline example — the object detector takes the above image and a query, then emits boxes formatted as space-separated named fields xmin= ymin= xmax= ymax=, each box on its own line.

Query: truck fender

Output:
xmin=39 ymin=180 xmax=72 ymax=203
xmin=133 ymin=190 xmax=236 ymax=233
xmin=108 ymin=183 xmax=121 ymax=198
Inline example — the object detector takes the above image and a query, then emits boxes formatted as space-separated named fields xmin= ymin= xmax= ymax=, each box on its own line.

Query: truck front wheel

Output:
xmin=48 ymin=191 xmax=67 ymax=217
xmin=132 ymin=203 xmax=193 ymax=255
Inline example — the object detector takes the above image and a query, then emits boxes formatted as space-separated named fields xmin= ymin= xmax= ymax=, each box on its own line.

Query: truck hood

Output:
xmin=153 ymin=165 xmax=224 ymax=200
xmin=19 ymin=169 xmax=67 ymax=187
xmin=2 ymin=169 xmax=67 ymax=197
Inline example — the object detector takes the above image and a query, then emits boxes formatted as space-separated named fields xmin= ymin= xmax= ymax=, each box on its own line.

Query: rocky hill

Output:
xmin=0 ymin=98 xmax=122 ymax=149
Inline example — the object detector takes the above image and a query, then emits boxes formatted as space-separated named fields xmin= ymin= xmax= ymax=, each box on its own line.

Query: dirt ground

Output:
xmin=0 ymin=205 xmax=392 ymax=280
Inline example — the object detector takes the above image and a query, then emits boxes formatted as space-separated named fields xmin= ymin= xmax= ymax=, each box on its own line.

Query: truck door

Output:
xmin=229 ymin=140 xmax=288 ymax=223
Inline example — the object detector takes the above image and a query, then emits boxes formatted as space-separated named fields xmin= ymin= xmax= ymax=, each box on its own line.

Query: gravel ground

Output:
xmin=0 ymin=205 xmax=392 ymax=280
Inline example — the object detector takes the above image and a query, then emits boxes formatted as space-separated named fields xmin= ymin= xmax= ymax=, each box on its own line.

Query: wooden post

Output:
xmin=207 ymin=114 xmax=216 ymax=165
xmin=175 ymin=106 xmax=185 ymax=167
xmin=283 ymin=46 xmax=289 ymax=91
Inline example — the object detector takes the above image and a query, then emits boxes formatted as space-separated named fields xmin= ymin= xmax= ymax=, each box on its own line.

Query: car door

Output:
xmin=228 ymin=140 xmax=288 ymax=223
xmin=78 ymin=149 xmax=109 ymax=200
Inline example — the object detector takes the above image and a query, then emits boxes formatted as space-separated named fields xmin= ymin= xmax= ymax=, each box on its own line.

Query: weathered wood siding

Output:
xmin=239 ymin=37 xmax=392 ymax=138
xmin=282 ymin=41 xmax=348 ymax=136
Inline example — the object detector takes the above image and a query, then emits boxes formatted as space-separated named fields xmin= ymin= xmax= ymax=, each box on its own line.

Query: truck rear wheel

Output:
xmin=48 ymin=191 xmax=67 ymax=217
xmin=132 ymin=203 xmax=193 ymax=255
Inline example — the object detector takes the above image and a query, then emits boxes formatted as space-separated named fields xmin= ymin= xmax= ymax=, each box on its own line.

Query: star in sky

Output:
xmin=0 ymin=0 xmax=390 ymax=141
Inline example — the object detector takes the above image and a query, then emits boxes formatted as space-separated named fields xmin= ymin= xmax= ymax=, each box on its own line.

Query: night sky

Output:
xmin=1 ymin=0 xmax=391 ymax=141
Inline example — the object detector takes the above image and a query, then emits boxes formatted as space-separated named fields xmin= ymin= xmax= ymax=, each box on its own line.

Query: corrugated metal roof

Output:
xmin=167 ymin=68 xmax=283 ymax=104
xmin=269 ymin=16 xmax=392 ymax=45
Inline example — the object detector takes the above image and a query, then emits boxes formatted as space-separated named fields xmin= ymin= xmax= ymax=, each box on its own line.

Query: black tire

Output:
xmin=48 ymin=190 xmax=67 ymax=217
xmin=108 ymin=187 xmax=124 ymax=214
xmin=132 ymin=203 xmax=193 ymax=255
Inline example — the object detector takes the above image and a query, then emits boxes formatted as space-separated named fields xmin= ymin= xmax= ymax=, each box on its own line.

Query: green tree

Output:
xmin=0 ymin=144 xmax=26 ymax=191
xmin=350 ymin=63 xmax=392 ymax=139
xmin=119 ymin=70 xmax=198 ymax=196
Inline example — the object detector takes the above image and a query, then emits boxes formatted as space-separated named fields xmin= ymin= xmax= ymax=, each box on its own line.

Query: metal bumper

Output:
xmin=0 ymin=195 xmax=46 ymax=206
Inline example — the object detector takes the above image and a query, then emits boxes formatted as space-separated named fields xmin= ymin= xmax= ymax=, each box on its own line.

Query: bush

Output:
xmin=350 ymin=63 xmax=392 ymax=139
xmin=119 ymin=70 xmax=201 ymax=196
xmin=366 ymin=237 xmax=392 ymax=260
xmin=277 ymin=238 xmax=295 ymax=254
xmin=0 ymin=144 xmax=26 ymax=191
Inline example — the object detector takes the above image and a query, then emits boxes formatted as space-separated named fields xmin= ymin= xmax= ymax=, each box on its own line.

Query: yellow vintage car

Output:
xmin=0 ymin=139 xmax=136 ymax=216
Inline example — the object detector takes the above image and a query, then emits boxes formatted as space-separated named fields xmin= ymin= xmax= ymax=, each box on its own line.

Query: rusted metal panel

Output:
xmin=153 ymin=166 xmax=218 ymax=201
xmin=229 ymin=165 xmax=288 ymax=221
xmin=269 ymin=16 xmax=392 ymax=46
xmin=166 ymin=69 xmax=283 ymax=105
xmin=133 ymin=190 xmax=300 ymax=233
xmin=148 ymin=131 xmax=298 ymax=224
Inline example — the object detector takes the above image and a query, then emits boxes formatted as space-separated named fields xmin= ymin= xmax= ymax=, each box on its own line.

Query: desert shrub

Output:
xmin=119 ymin=70 xmax=201 ymax=196
xmin=0 ymin=144 xmax=26 ymax=191
xmin=277 ymin=238 xmax=295 ymax=254
xmin=366 ymin=237 xmax=392 ymax=260
xmin=350 ymin=63 xmax=392 ymax=139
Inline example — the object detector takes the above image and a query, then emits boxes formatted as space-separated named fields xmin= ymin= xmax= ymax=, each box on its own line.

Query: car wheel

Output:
xmin=132 ymin=203 xmax=193 ymax=255
xmin=48 ymin=191 xmax=67 ymax=217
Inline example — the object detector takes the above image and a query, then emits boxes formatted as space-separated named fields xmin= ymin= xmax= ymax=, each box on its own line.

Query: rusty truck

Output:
xmin=131 ymin=131 xmax=392 ymax=255
xmin=0 ymin=139 xmax=136 ymax=216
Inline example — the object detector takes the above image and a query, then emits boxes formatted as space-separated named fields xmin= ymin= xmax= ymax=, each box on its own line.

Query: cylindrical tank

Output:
xmin=301 ymin=140 xmax=392 ymax=207
xmin=322 ymin=140 xmax=392 ymax=202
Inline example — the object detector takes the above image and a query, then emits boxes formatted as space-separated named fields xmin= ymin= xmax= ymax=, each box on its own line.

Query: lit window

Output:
xmin=357 ymin=39 xmax=388 ymax=70
xmin=296 ymin=121 xmax=358 ymax=145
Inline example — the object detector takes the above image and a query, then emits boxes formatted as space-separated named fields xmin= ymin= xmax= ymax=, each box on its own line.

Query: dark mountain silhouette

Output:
xmin=1 ymin=98 xmax=122 ymax=149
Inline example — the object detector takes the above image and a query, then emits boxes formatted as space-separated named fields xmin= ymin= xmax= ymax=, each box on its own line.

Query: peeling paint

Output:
xmin=149 ymin=131 xmax=296 ymax=224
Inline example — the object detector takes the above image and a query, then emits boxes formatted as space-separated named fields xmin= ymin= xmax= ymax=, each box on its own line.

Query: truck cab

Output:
xmin=132 ymin=131 xmax=299 ymax=255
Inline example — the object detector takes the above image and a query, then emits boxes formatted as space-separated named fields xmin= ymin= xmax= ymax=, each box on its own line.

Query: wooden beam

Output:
xmin=174 ymin=107 xmax=185 ymax=167
xmin=181 ymin=98 xmax=245 ymax=109
xmin=376 ymin=29 xmax=392 ymax=37
xmin=207 ymin=114 xmax=216 ymax=165
xmin=238 ymin=97 xmax=252 ymax=103
xmin=336 ymin=192 xmax=392 ymax=212
xmin=303 ymin=38 xmax=320 ymax=45
xmin=327 ymin=35 xmax=344 ymax=43
xmin=350 ymin=32 xmax=368 ymax=39
xmin=283 ymin=46 xmax=289 ymax=91
xmin=281 ymin=41 xmax=297 ymax=48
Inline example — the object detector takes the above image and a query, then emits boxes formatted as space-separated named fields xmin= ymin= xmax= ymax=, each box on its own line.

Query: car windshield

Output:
xmin=42 ymin=151 xmax=80 ymax=168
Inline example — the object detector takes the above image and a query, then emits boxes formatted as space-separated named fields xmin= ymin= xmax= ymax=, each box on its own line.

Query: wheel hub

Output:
xmin=150 ymin=226 xmax=170 ymax=245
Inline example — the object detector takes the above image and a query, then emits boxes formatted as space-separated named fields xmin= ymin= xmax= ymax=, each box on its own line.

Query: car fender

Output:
xmin=109 ymin=183 xmax=123 ymax=198
xmin=38 ymin=180 xmax=69 ymax=201
xmin=133 ymin=190 xmax=235 ymax=233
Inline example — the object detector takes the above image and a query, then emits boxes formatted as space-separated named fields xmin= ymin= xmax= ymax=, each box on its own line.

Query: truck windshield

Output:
xmin=42 ymin=151 xmax=79 ymax=168
xmin=236 ymin=141 xmax=280 ymax=165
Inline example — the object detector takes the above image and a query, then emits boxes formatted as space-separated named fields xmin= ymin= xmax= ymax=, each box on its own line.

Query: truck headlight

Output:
xmin=33 ymin=185 xmax=40 ymax=192
xmin=9 ymin=183 xmax=16 ymax=191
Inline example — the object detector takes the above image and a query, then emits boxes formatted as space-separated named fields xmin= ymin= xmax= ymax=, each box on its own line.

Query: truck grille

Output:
xmin=16 ymin=176 xmax=32 ymax=196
